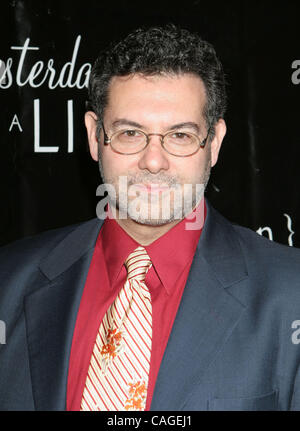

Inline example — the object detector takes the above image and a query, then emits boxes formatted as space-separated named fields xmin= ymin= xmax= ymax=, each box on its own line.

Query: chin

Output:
xmin=126 ymin=206 xmax=183 ymax=226
xmin=129 ymin=216 xmax=177 ymax=226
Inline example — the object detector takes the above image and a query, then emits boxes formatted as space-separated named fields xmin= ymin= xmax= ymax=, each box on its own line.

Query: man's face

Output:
xmin=86 ymin=73 xmax=226 ymax=225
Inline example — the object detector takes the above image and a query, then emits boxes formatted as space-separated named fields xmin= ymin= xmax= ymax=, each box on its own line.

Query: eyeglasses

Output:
xmin=101 ymin=122 xmax=211 ymax=157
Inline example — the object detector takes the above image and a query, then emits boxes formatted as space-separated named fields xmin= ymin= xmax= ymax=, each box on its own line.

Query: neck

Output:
xmin=109 ymin=206 xmax=181 ymax=245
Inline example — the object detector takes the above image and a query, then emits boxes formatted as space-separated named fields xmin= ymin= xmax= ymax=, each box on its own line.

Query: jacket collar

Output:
xmin=39 ymin=217 xmax=104 ymax=281
xmin=39 ymin=201 xmax=248 ymax=288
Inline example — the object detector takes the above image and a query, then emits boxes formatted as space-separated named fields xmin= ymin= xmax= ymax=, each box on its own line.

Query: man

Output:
xmin=1 ymin=24 xmax=300 ymax=411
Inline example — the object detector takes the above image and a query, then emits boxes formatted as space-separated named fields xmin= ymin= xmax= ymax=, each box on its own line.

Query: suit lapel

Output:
xmin=150 ymin=202 xmax=249 ymax=410
xmin=24 ymin=218 xmax=103 ymax=411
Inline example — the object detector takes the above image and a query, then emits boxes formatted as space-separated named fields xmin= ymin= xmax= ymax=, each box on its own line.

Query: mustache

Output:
xmin=127 ymin=173 xmax=180 ymax=188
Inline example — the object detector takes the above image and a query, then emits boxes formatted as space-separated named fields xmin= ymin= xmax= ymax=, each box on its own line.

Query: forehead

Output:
xmin=104 ymin=73 xmax=207 ymax=126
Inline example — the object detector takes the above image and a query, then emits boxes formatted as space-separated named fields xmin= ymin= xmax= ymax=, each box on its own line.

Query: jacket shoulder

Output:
xmin=0 ymin=218 xmax=99 ymax=276
xmin=231 ymin=222 xmax=300 ymax=299
xmin=232 ymin=222 xmax=300 ymax=261
xmin=206 ymin=202 xmax=300 ymax=296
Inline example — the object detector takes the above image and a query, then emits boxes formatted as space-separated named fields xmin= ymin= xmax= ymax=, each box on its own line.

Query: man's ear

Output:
xmin=85 ymin=111 xmax=99 ymax=161
xmin=210 ymin=118 xmax=226 ymax=167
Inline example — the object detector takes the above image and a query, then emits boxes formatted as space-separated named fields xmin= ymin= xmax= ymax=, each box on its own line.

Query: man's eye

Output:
xmin=116 ymin=130 xmax=144 ymax=144
xmin=171 ymin=132 xmax=190 ymax=140
xmin=174 ymin=133 xmax=185 ymax=138
xmin=124 ymin=130 xmax=140 ymax=137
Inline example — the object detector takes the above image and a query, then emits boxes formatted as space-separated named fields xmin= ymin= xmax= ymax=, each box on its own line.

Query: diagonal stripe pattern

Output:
xmin=80 ymin=246 xmax=152 ymax=411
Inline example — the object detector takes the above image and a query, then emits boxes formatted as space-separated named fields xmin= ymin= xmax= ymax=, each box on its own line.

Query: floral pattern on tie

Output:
xmin=100 ymin=327 xmax=124 ymax=371
xmin=124 ymin=380 xmax=147 ymax=411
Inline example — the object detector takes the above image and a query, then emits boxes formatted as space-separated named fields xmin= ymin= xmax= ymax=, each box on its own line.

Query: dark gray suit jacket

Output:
xmin=1 ymin=201 xmax=300 ymax=410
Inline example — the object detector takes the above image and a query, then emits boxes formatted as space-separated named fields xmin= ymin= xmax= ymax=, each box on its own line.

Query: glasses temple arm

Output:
xmin=101 ymin=122 xmax=110 ymax=144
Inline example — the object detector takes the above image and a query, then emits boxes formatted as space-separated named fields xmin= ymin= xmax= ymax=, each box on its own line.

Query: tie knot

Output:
xmin=125 ymin=246 xmax=152 ymax=281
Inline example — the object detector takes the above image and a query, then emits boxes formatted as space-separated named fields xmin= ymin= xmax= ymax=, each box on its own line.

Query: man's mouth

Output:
xmin=132 ymin=183 xmax=171 ymax=193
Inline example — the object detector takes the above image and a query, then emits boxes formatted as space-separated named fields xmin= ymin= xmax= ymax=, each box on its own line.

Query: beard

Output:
xmin=98 ymin=153 xmax=211 ymax=226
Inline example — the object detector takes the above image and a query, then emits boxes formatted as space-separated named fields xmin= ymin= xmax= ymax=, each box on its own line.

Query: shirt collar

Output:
xmin=100 ymin=199 xmax=206 ymax=295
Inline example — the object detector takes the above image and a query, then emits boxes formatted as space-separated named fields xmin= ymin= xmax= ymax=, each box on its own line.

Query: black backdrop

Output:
xmin=1 ymin=0 xmax=300 ymax=247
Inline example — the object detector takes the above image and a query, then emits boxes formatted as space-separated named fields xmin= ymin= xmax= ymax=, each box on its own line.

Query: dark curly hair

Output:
xmin=88 ymin=24 xmax=227 ymax=135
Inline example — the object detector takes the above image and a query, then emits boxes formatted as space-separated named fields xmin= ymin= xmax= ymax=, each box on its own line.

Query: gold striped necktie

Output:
xmin=81 ymin=246 xmax=152 ymax=411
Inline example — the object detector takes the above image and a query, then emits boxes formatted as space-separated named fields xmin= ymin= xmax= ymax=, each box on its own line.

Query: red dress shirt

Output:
xmin=67 ymin=199 xmax=206 ymax=410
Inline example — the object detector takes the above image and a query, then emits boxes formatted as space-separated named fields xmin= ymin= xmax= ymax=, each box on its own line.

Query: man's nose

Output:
xmin=138 ymin=134 xmax=169 ymax=174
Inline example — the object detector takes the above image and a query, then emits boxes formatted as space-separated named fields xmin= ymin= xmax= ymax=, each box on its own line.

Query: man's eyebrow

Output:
xmin=111 ymin=119 xmax=201 ymax=134
xmin=168 ymin=122 xmax=200 ymax=134
xmin=111 ymin=119 xmax=143 ymax=130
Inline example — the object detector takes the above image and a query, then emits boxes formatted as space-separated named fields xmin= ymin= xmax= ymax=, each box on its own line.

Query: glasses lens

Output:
xmin=111 ymin=129 xmax=147 ymax=154
xmin=163 ymin=131 xmax=199 ymax=156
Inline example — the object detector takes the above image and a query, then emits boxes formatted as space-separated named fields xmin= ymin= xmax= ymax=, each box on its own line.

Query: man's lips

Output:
xmin=132 ymin=183 xmax=171 ymax=192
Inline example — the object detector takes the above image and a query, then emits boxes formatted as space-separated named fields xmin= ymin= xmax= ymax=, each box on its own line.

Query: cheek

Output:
xmin=174 ymin=160 xmax=199 ymax=182
xmin=176 ymin=157 xmax=209 ymax=184
xmin=101 ymin=151 xmax=137 ymax=178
